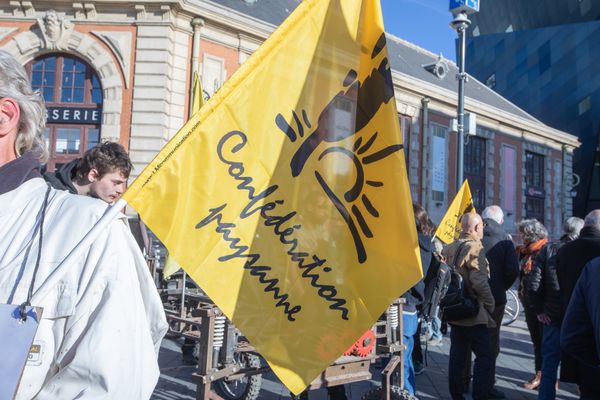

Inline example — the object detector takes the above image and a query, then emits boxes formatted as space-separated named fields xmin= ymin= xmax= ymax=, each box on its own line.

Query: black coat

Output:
xmin=43 ymin=158 xmax=79 ymax=194
xmin=402 ymin=233 xmax=432 ymax=312
xmin=556 ymin=226 xmax=600 ymax=383
xmin=526 ymin=235 xmax=571 ymax=323
xmin=481 ymin=218 xmax=519 ymax=305
xmin=556 ymin=226 xmax=600 ymax=315
xmin=561 ymin=256 xmax=600 ymax=392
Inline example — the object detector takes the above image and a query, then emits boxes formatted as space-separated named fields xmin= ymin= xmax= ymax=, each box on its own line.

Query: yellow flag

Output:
xmin=191 ymin=71 xmax=204 ymax=114
xmin=123 ymin=0 xmax=422 ymax=393
xmin=435 ymin=180 xmax=476 ymax=244
xmin=163 ymin=254 xmax=181 ymax=279
xmin=163 ymin=72 xmax=205 ymax=279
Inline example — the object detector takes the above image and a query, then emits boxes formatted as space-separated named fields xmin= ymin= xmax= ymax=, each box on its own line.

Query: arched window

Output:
xmin=27 ymin=54 xmax=102 ymax=171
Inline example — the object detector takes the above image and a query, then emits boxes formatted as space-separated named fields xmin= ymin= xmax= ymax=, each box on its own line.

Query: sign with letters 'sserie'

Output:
xmin=46 ymin=107 xmax=101 ymax=124
xmin=123 ymin=0 xmax=422 ymax=393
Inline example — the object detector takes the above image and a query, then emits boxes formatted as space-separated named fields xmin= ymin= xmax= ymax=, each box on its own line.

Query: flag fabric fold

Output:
xmin=123 ymin=0 xmax=422 ymax=393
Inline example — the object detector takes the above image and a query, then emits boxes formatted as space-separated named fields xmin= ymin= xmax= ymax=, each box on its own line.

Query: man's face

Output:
xmin=89 ymin=169 xmax=127 ymax=203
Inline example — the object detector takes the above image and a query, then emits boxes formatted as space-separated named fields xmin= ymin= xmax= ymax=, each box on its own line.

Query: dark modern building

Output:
xmin=465 ymin=0 xmax=600 ymax=216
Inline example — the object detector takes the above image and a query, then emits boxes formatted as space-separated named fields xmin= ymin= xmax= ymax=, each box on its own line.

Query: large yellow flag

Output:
xmin=123 ymin=0 xmax=421 ymax=393
xmin=435 ymin=180 xmax=476 ymax=244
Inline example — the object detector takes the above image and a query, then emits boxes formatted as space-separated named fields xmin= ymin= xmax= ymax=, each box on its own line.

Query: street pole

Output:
xmin=180 ymin=17 xmax=204 ymax=320
xmin=451 ymin=12 xmax=471 ymax=192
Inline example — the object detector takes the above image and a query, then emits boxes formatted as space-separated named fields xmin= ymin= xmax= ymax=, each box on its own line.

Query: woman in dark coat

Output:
xmin=516 ymin=219 xmax=548 ymax=390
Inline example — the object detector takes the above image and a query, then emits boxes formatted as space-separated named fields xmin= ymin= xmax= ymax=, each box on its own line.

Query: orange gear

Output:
xmin=343 ymin=330 xmax=375 ymax=357
xmin=343 ymin=342 xmax=357 ymax=356
xmin=354 ymin=330 xmax=375 ymax=357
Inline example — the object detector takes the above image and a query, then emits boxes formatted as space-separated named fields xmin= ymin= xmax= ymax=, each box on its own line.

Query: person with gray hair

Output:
xmin=481 ymin=205 xmax=504 ymax=225
xmin=516 ymin=218 xmax=549 ymax=390
xmin=526 ymin=216 xmax=583 ymax=398
xmin=0 ymin=49 xmax=167 ymax=398
xmin=556 ymin=210 xmax=600 ymax=396
xmin=470 ymin=205 xmax=519 ymax=398
xmin=563 ymin=216 xmax=585 ymax=241
xmin=0 ymin=51 xmax=47 ymax=178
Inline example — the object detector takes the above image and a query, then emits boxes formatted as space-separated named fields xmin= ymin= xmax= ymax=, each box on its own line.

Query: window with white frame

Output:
xmin=202 ymin=54 xmax=226 ymax=97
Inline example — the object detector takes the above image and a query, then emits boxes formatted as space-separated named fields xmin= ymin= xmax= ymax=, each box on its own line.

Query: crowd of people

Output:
xmin=400 ymin=203 xmax=600 ymax=400
xmin=1 ymin=47 xmax=600 ymax=400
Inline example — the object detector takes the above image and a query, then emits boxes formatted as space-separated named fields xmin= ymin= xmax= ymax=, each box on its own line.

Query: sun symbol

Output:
xmin=314 ymin=131 xmax=403 ymax=264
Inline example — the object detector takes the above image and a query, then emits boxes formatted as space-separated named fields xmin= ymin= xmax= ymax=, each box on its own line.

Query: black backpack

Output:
xmin=438 ymin=242 xmax=479 ymax=322
xmin=421 ymin=254 xmax=451 ymax=323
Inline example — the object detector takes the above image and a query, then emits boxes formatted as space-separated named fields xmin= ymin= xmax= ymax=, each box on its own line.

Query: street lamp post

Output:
xmin=449 ymin=0 xmax=478 ymax=191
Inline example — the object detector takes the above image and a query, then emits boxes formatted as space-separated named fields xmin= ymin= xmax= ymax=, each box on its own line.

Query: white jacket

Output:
xmin=0 ymin=178 xmax=168 ymax=399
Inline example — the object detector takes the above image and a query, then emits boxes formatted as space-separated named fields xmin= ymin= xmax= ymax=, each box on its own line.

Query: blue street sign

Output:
xmin=449 ymin=0 xmax=479 ymax=14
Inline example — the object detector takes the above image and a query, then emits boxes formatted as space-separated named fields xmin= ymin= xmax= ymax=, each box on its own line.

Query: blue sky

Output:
xmin=381 ymin=0 xmax=457 ymax=61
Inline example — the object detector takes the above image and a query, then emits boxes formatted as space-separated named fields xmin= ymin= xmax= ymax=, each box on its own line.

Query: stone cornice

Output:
xmin=1 ymin=1 xmax=275 ymax=40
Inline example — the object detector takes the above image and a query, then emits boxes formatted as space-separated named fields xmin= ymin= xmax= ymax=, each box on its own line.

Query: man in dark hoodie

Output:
xmin=557 ymin=210 xmax=600 ymax=397
xmin=44 ymin=141 xmax=132 ymax=204
xmin=467 ymin=205 xmax=519 ymax=399
xmin=527 ymin=216 xmax=583 ymax=399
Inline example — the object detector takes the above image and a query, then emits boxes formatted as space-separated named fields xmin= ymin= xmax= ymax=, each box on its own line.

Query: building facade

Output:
xmin=386 ymin=36 xmax=578 ymax=235
xmin=466 ymin=0 xmax=600 ymax=216
xmin=0 ymin=0 xmax=579 ymax=236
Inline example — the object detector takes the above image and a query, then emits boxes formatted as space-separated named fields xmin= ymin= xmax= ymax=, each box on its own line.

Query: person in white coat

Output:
xmin=0 ymin=49 xmax=168 ymax=399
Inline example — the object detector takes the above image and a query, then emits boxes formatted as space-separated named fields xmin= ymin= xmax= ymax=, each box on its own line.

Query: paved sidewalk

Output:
xmin=152 ymin=316 xmax=580 ymax=400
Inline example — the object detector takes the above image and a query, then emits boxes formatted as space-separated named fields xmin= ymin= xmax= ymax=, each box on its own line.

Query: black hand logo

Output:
xmin=276 ymin=33 xmax=394 ymax=178
xmin=275 ymin=34 xmax=402 ymax=263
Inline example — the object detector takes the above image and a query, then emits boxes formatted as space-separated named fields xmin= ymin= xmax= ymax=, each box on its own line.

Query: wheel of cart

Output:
xmin=212 ymin=352 xmax=262 ymax=400
xmin=361 ymin=386 xmax=418 ymax=400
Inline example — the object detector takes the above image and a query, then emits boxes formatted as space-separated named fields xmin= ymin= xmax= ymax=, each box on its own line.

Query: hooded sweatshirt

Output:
xmin=43 ymin=158 xmax=79 ymax=194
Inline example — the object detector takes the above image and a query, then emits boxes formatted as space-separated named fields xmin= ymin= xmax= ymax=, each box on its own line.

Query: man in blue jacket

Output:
xmin=561 ymin=255 xmax=600 ymax=400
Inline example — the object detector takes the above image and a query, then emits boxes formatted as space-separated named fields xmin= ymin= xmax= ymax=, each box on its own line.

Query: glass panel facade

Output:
xmin=526 ymin=197 xmax=545 ymax=223
xmin=525 ymin=151 xmax=544 ymax=188
xmin=466 ymin=3 xmax=600 ymax=214
xmin=31 ymin=57 xmax=56 ymax=102
xmin=464 ymin=136 xmax=486 ymax=211
xmin=501 ymin=145 xmax=516 ymax=214
xmin=91 ymin=75 xmax=102 ymax=104
xmin=56 ymin=127 xmax=81 ymax=154
xmin=61 ymin=58 xmax=86 ymax=103
xmin=525 ymin=151 xmax=545 ymax=221
xmin=87 ymin=128 xmax=101 ymax=150
xmin=431 ymin=124 xmax=447 ymax=202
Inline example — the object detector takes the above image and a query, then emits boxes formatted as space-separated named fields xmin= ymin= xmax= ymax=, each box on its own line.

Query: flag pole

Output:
xmin=30 ymin=198 xmax=128 ymax=305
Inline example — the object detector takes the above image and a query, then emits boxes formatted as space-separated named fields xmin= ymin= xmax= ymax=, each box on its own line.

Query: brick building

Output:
xmin=0 ymin=0 xmax=579 ymax=236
